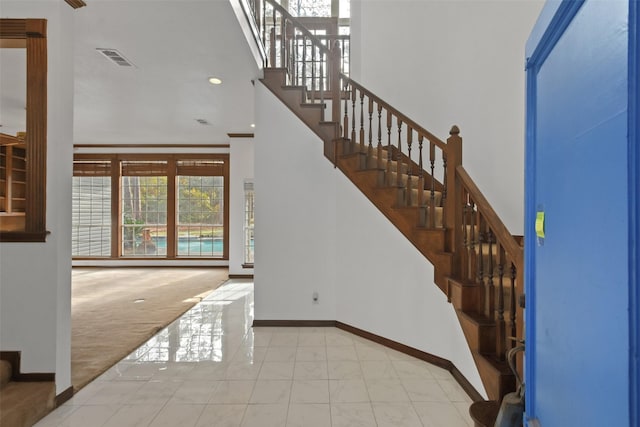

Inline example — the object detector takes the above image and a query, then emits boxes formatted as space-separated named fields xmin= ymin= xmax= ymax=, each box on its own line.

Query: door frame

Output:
xmin=629 ymin=1 xmax=639 ymax=425
xmin=525 ymin=0 xmax=586 ymax=423
xmin=525 ymin=0 xmax=638 ymax=424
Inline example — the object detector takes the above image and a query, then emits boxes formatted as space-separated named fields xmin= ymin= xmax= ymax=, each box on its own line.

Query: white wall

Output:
xmin=254 ymin=82 xmax=485 ymax=396
xmin=254 ymin=83 xmax=338 ymax=321
xmin=0 ymin=1 xmax=74 ymax=395
xmin=229 ymin=138 xmax=255 ymax=275
xmin=334 ymin=178 xmax=483 ymax=394
xmin=350 ymin=0 xmax=545 ymax=234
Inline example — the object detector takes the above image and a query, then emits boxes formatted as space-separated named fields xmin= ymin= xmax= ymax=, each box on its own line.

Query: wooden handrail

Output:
xmin=343 ymin=76 xmax=447 ymax=151
xmin=239 ymin=0 xmax=268 ymax=67
xmin=456 ymin=165 xmax=522 ymax=260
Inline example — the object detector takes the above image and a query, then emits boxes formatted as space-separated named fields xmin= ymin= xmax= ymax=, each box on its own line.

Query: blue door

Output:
xmin=524 ymin=1 xmax=634 ymax=426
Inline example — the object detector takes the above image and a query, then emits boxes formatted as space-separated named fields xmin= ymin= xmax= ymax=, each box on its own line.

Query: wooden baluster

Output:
xmin=510 ymin=262 xmax=517 ymax=347
xmin=330 ymin=42 xmax=340 ymax=129
xmin=292 ymin=30 xmax=298 ymax=85
xmin=351 ymin=86 xmax=356 ymax=146
xmin=343 ymin=81 xmax=349 ymax=141
xmin=359 ymin=91 xmax=365 ymax=152
xmin=429 ymin=142 xmax=436 ymax=228
xmin=418 ymin=135 xmax=424 ymax=214
xmin=468 ymin=200 xmax=477 ymax=283
xmin=377 ymin=104 xmax=383 ymax=169
xmin=487 ymin=229 xmax=495 ymax=320
xmin=280 ymin=18 xmax=286 ymax=72
xmin=273 ymin=6 xmax=277 ymax=63
xmin=319 ymin=50 xmax=325 ymax=118
xmin=496 ymin=243 xmax=506 ymax=360
xmin=406 ymin=127 xmax=413 ymax=206
xmin=301 ymin=36 xmax=307 ymax=90
xmin=396 ymin=118 xmax=403 ymax=188
xmin=386 ymin=111 xmax=392 ymax=185
xmin=476 ymin=213 xmax=484 ymax=287
xmin=462 ymin=193 xmax=469 ymax=280
xmin=441 ymin=152 xmax=448 ymax=229
xmin=367 ymin=97 xmax=373 ymax=167
xmin=311 ymin=45 xmax=316 ymax=100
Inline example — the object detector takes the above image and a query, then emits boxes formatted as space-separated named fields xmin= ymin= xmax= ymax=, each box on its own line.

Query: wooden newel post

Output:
xmin=330 ymin=41 xmax=341 ymax=128
xmin=445 ymin=125 xmax=463 ymax=274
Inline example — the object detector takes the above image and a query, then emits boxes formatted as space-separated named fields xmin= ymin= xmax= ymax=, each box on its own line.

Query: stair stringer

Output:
xmin=258 ymin=73 xmax=512 ymax=401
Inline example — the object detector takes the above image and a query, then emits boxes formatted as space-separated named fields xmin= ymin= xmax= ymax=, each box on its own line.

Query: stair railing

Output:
xmin=457 ymin=166 xmax=524 ymax=358
xmin=336 ymin=75 xmax=463 ymax=256
xmin=253 ymin=0 xmax=523 ymax=374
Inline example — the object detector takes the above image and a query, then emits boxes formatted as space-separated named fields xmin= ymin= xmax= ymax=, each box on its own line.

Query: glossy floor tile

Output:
xmin=36 ymin=280 xmax=474 ymax=427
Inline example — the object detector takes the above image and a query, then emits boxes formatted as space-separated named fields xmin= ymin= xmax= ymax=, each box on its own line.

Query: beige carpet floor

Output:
xmin=71 ymin=267 xmax=228 ymax=391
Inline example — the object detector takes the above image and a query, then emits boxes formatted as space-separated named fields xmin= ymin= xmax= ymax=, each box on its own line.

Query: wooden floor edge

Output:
xmin=229 ymin=274 xmax=254 ymax=279
xmin=252 ymin=320 xmax=336 ymax=327
xmin=55 ymin=385 xmax=74 ymax=407
xmin=251 ymin=319 xmax=483 ymax=402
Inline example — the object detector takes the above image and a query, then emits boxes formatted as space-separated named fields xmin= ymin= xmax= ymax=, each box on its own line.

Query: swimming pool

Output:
xmin=153 ymin=236 xmax=224 ymax=256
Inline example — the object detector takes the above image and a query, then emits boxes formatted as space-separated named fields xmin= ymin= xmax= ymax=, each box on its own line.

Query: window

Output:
xmin=288 ymin=0 xmax=332 ymax=17
xmin=177 ymin=160 xmax=226 ymax=257
xmin=243 ymin=180 xmax=254 ymax=266
xmin=72 ymin=175 xmax=111 ymax=257
xmin=121 ymin=161 xmax=168 ymax=257
xmin=71 ymin=154 xmax=229 ymax=259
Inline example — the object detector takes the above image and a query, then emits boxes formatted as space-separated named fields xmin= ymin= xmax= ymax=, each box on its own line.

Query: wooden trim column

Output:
xmin=111 ymin=157 xmax=121 ymax=257
xmin=24 ymin=20 xmax=47 ymax=234
xmin=223 ymin=161 xmax=230 ymax=260
xmin=166 ymin=158 xmax=177 ymax=259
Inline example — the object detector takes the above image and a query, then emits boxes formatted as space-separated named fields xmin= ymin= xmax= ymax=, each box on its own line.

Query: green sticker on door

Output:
xmin=535 ymin=211 xmax=545 ymax=238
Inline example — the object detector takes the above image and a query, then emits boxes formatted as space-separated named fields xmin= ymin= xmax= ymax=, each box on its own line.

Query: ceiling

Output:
xmin=72 ymin=0 xmax=261 ymax=145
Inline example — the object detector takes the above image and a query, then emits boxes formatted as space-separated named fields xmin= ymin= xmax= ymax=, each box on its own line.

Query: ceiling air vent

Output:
xmin=96 ymin=48 xmax=135 ymax=67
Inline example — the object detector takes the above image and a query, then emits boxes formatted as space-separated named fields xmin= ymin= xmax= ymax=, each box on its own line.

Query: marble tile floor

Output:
xmin=36 ymin=280 xmax=474 ymax=427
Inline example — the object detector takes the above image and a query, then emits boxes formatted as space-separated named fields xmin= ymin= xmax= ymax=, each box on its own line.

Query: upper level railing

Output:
xmin=255 ymin=0 xmax=348 ymax=101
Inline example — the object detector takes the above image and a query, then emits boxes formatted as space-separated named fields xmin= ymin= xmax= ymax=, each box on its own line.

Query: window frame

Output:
xmin=72 ymin=153 xmax=229 ymax=260
xmin=242 ymin=180 xmax=254 ymax=268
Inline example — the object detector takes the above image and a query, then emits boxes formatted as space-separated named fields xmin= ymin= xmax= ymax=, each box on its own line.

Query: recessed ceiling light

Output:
xmin=250 ymin=124 xmax=256 ymax=128
xmin=208 ymin=77 xmax=222 ymax=85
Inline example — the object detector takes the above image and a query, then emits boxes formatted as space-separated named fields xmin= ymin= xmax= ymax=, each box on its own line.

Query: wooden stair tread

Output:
xmin=0 ymin=381 xmax=55 ymax=427
xmin=458 ymin=310 xmax=495 ymax=326
xmin=301 ymin=103 xmax=326 ymax=109
xmin=0 ymin=361 xmax=11 ymax=389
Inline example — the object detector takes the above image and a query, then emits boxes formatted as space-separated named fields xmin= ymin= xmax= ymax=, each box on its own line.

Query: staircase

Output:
xmin=0 ymin=352 xmax=56 ymax=427
xmin=250 ymin=0 xmax=525 ymax=417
